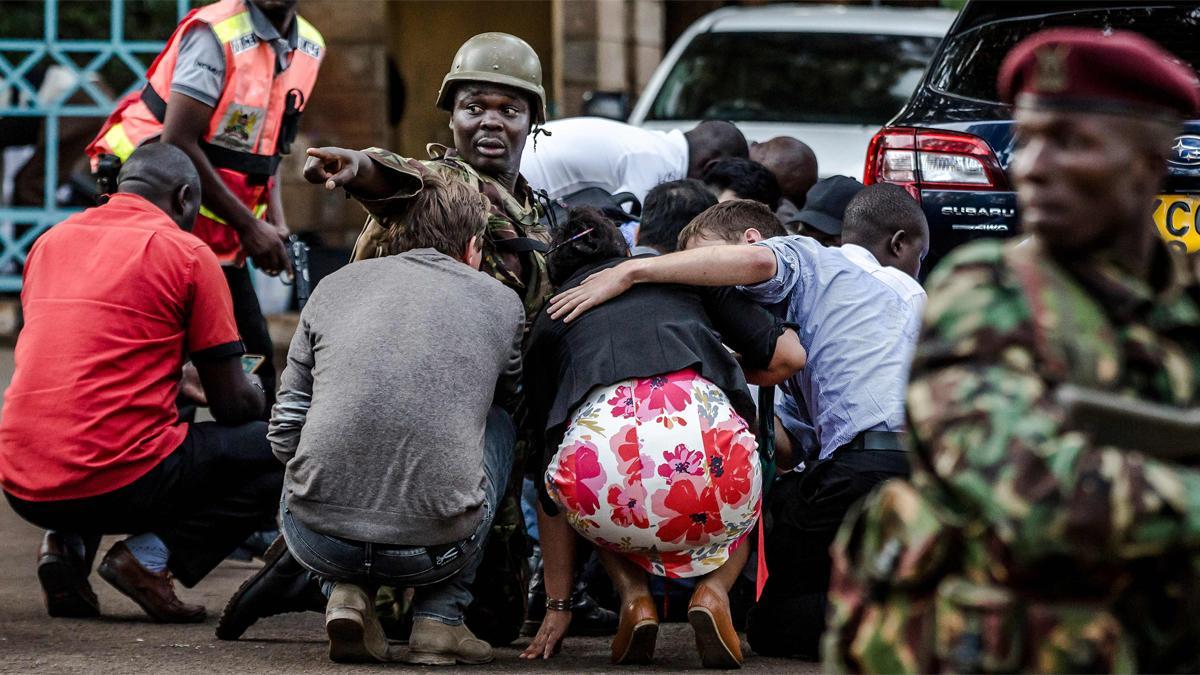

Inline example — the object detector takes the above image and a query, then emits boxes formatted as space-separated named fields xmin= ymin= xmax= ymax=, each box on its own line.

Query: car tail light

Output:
xmin=864 ymin=127 xmax=1007 ymax=200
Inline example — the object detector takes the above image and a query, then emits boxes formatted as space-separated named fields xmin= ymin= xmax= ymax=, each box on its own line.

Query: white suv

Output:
xmin=629 ymin=4 xmax=956 ymax=179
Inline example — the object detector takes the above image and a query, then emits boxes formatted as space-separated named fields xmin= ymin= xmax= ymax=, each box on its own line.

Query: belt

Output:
xmin=839 ymin=430 xmax=906 ymax=452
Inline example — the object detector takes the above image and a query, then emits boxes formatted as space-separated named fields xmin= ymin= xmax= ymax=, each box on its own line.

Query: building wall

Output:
xmin=289 ymin=0 xmax=673 ymax=245
xmin=283 ymin=0 xmax=392 ymax=247
xmin=555 ymin=0 xmax=664 ymax=117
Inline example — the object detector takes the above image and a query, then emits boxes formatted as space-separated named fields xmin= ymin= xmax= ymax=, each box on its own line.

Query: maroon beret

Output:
xmin=997 ymin=28 xmax=1200 ymax=119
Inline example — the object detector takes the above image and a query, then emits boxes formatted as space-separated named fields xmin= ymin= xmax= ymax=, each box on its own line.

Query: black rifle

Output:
xmin=1057 ymin=384 xmax=1200 ymax=464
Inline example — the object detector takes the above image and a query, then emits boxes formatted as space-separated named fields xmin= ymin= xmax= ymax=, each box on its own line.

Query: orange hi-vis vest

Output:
xmin=86 ymin=0 xmax=324 ymax=264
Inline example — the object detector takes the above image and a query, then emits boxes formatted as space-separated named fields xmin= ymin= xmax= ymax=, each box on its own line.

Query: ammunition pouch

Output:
xmin=826 ymin=480 xmax=1138 ymax=674
xmin=933 ymin=577 xmax=1134 ymax=673
xmin=825 ymin=479 xmax=958 ymax=673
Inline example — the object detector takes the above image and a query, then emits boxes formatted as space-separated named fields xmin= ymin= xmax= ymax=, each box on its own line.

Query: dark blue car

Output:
xmin=865 ymin=1 xmax=1200 ymax=275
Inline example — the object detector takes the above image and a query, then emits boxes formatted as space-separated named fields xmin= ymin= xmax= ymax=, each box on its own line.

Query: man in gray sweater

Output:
xmin=265 ymin=173 xmax=524 ymax=665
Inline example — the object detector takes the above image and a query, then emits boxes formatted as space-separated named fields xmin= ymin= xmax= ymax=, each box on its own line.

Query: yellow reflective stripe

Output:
xmin=296 ymin=16 xmax=324 ymax=48
xmin=103 ymin=123 xmax=136 ymax=161
xmin=198 ymin=201 xmax=267 ymax=225
xmin=212 ymin=12 xmax=253 ymax=44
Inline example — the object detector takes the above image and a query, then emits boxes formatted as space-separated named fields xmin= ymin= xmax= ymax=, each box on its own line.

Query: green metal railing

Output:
xmin=0 ymin=0 xmax=189 ymax=290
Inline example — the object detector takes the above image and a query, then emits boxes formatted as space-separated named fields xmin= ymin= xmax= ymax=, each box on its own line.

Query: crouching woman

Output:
xmin=520 ymin=207 xmax=806 ymax=668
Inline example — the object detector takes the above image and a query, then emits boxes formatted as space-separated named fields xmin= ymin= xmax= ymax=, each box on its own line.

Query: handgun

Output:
xmin=288 ymin=234 xmax=311 ymax=311
xmin=94 ymin=153 xmax=122 ymax=198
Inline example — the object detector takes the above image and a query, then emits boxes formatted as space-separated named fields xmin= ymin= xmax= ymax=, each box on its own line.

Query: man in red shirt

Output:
xmin=0 ymin=144 xmax=278 ymax=623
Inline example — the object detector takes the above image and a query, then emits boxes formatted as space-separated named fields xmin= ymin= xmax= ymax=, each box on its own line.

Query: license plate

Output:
xmin=1153 ymin=194 xmax=1200 ymax=253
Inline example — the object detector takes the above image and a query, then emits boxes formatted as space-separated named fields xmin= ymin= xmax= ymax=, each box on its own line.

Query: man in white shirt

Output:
xmin=519 ymin=117 xmax=747 ymax=204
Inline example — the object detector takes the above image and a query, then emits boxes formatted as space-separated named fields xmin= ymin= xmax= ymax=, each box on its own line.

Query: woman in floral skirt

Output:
xmin=519 ymin=208 xmax=806 ymax=668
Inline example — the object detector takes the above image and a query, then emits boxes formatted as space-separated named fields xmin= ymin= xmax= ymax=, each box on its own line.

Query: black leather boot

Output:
xmin=522 ymin=552 xmax=618 ymax=638
xmin=216 ymin=536 xmax=327 ymax=640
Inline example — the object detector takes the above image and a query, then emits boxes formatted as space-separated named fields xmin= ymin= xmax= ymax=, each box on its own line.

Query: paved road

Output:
xmin=0 ymin=346 xmax=819 ymax=674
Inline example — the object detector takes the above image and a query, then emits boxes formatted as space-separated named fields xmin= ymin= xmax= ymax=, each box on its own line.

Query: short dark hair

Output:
xmin=841 ymin=183 xmax=927 ymax=247
xmin=677 ymin=199 xmax=786 ymax=248
xmin=386 ymin=173 xmax=490 ymax=258
xmin=702 ymin=158 xmax=781 ymax=209
xmin=638 ymin=179 xmax=717 ymax=253
xmin=546 ymin=207 xmax=629 ymax=287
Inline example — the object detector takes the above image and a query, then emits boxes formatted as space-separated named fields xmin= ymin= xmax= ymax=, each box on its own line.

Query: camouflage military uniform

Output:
xmin=349 ymin=144 xmax=553 ymax=325
xmin=347 ymin=144 xmax=551 ymax=646
xmin=825 ymin=236 xmax=1200 ymax=673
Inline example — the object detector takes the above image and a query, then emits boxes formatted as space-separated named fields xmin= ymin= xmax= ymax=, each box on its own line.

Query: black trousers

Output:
xmin=5 ymin=421 xmax=282 ymax=588
xmin=223 ymin=264 xmax=276 ymax=412
xmin=746 ymin=448 xmax=909 ymax=660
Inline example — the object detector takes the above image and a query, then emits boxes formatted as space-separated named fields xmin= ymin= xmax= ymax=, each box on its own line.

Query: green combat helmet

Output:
xmin=436 ymin=32 xmax=547 ymax=125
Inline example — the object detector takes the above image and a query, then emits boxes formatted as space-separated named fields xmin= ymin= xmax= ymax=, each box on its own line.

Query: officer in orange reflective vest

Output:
xmin=87 ymin=0 xmax=324 ymax=408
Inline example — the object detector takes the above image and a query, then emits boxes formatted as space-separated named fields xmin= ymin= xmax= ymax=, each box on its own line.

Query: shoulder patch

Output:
xmin=212 ymin=12 xmax=255 ymax=54
xmin=296 ymin=16 xmax=325 ymax=58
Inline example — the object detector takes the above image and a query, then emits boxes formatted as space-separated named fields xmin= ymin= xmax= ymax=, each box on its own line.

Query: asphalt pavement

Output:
xmin=0 ymin=346 xmax=818 ymax=674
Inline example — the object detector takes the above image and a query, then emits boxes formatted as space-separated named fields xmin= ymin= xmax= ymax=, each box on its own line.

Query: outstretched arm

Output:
xmin=548 ymin=244 xmax=778 ymax=322
xmin=520 ymin=501 xmax=576 ymax=660
xmin=302 ymin=146 xmax=402 ymax=199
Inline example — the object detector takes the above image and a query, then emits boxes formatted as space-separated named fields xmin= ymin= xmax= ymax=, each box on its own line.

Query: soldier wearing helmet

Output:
xmin=215 ymin=33 xmax=551 ymax=656
xmin=306 ymin=31 xmax=552 ymax=321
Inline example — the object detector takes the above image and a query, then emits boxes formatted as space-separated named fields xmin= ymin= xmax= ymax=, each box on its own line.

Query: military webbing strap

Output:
xmin=494 ymin=237 xmax=548 ymax=254
xmin=1005 ymin=241 xmax=1122 ymax=387
xmin=437 ymin=155 xmax=548 ymax=254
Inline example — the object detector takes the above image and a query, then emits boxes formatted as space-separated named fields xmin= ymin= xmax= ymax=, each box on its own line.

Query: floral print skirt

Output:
xmin=546 ymin=368 xmax=761 ymax=578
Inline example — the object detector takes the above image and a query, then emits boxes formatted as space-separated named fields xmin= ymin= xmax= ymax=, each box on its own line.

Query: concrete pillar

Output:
xmin=554 ymin=0 xmax=663 ymax=118
xmin=281 ymin=0 xmax=391 ymax=246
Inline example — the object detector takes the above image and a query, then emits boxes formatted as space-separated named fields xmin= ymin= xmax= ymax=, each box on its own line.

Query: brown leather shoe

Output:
xmin=610 ymin=595 xmax=658 ymax=665
xmin=688 ymin=584 xmax=743 ymax=669
xmin=97 ymin=542 xmax=205 ymax=623
xmin=37 ymin=531 xmax=100 ymax=618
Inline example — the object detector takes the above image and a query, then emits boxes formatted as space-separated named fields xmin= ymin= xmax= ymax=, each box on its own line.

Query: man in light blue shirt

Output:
xmin=739 ymin=218 xmax=926 ymax=463
xmin=549 ymin=186 xmax=929 ymax=660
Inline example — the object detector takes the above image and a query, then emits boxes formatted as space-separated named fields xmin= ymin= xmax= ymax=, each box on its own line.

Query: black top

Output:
xmin=524 ymin=256 xmax=793 ymax=513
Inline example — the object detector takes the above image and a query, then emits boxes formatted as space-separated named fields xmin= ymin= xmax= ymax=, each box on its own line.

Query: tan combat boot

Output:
xmin=325 ymin=582 xmax=390 ymax=663
xmin=403 ymin=616 xmax=493 ymax=665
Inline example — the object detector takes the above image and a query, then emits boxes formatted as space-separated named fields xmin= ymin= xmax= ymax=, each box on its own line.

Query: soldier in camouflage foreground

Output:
xmin=824 ymin=29 xmax=1200 ymax=674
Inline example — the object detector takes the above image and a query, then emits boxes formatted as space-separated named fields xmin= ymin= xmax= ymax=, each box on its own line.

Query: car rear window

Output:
xmin=930 ymin=4 xmax=1200 ymax=103
xmin=646 ymin=31 xmax=943 ymax=125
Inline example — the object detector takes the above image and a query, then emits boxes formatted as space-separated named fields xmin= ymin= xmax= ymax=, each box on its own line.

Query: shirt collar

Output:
xmin=428 ymin=143 xmax=537 ymax=209
xmin=839 ymin=243 xmax=882 ymax=270
xmin=103 ymin=193 xmax=178 ymax=227
xmin=840 ymin=243 xmax=925 ymax=297
xmin=244 ymin=0 xmax=298 ymax=50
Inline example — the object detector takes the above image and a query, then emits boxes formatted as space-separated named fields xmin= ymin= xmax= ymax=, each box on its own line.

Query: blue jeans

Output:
xmin=281 ymin=406 xmax=515 ymax=625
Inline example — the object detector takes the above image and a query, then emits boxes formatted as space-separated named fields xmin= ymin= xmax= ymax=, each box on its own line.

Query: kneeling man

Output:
xmin=0 ymin=144 xmax=275 ymax=623
xmin=267 ymin=173 xmax=524 ymax=665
